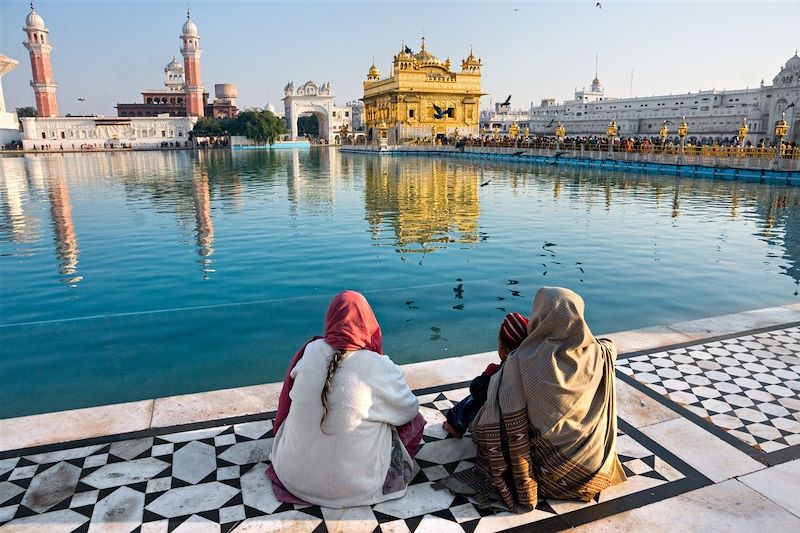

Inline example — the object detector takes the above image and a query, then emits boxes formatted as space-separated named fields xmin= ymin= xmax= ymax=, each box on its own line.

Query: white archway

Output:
xmin=292 ymin=105 xmax=330 ymax=141
xmin=282 ymin=81 xmax=335 ymax=142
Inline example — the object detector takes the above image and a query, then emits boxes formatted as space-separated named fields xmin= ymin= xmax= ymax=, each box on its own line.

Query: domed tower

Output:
xmin=164 ymin=56 xmax=184 ymax=91
xmin=22 ymin=3 xmax=58 ymax=117
xmin=591 ymin=53 xmax=603 ymax=93
xmin=366 ymin=61 xmax=380 ymax=81
xmin=180 ymin=11 xmax=204 ymax=117
xmin=461 ymin=46 xmax=482 ymax=73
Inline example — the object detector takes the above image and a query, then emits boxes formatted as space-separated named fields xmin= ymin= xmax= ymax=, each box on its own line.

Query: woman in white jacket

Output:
xmin=268 ymin=290 xmax=425 ymax=507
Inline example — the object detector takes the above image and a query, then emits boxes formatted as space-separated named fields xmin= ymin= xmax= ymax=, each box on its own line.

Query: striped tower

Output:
xmin=180 ymin=11 xmax=204 ymax=117
xmin=22 ymin=3 xmax=58 ymax=117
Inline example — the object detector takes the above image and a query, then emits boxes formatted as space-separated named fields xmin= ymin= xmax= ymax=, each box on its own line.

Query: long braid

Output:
xmin=320 ymin=349 xmax=346 ymax=434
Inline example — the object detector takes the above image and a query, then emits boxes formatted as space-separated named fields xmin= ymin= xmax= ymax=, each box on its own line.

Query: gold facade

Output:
xmin=363 ymin=38 xmax=484 ymax=142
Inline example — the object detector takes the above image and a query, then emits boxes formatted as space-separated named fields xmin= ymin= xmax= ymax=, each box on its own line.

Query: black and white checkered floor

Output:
xmin=0 ymin=384 xmax=707 ymax=532
xmin=617 ymin=324 xmax=800 ymax=461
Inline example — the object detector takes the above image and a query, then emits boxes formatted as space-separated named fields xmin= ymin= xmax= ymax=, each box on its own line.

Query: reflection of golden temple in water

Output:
xmin=363 ymin=157 xmax=479 ymax=254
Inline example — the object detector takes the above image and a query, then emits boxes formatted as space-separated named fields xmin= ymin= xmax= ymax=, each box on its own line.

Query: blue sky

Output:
xmin=1 ymin=0 xmax=799 ymax=116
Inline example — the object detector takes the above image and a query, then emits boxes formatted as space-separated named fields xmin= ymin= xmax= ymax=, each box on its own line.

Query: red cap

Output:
xmin=499 ymin=312 xmax=529 ymax=350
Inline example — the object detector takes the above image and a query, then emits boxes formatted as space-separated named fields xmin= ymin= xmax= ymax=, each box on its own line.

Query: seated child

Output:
xmin=443 ymin=312 xmax=529 ymax=438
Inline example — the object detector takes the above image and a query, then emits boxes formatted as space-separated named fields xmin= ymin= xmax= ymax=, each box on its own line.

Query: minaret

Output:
xmin=22 ymin=3 xmax=58 ymax=117
xmin=180 ymin=10 xmax=204 ymax=117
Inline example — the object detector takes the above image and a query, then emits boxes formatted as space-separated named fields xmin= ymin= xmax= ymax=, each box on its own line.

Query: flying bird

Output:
xmin=664 ymin=120 xmax=674 ymax=125
xmin=545 ymin=119 xmax=555 ymax=128
xmin=787 ymin=102 xmax=796 ymax=109
xmin=596 ymin=2 xmax=602 ymax=8
xmin=512 ymin=150 xmax=525 ymax=156
xmin=404 ymin=45 xmax=413 ymax=54
xmin=480 ymin=179 xmax=492 ymax=187
xmin=501 ymin=95 xmax=511 ymax=106
xmin=432 ymin=104 xmax=447 ymax=119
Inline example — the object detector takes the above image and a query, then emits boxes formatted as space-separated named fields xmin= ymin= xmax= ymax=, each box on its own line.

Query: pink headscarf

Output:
xmin=274 ymin=290 xmax=383 ymax=431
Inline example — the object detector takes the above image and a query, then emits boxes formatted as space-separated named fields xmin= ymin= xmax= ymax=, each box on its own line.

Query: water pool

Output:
xmin=1 ymin=148 xmax=798 ymax=418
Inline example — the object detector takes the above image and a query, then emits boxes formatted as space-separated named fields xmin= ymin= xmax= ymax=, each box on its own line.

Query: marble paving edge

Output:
xmin=2 ymin=302 xmax=800 ymax=453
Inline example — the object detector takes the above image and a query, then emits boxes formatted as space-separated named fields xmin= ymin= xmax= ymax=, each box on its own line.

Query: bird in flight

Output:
xmin=545 ymin=119 xmax=555 ymax=127
xmin=480 ymin=179 xmax=492 ymax=187
xmin=596 ymin=2 xmax=602 ymax=8
xmin=512 ymin=150 xmax=525 ymax=156
xmin=404 ymin=45 xmax=413 ymax=55
xmin=501 ymin=95 xmax=511 ymax=106
xmin=432 ymin=104 xmax=447 ymax=119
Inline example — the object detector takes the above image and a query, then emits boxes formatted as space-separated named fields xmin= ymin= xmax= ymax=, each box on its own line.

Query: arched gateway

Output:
xmin=283 ymin=81 xmax=339 ymax=142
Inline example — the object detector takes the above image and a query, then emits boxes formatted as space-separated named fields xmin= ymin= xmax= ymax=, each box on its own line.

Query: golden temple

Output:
xmin=362 ymin=38 xmax=484 ymax=144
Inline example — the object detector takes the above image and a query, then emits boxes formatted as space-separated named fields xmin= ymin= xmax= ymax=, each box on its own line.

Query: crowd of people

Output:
xmin=268 ymin=287 xmax=625 ymax=512
xmin=426 ymin=134 xmax=800 ymax=159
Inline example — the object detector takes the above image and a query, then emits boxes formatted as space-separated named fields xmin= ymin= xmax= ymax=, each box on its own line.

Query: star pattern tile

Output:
xmin=0 ymin=385 xmax=706 ymax=532
xmin=618 ymin=325 xmax=800 ymax=456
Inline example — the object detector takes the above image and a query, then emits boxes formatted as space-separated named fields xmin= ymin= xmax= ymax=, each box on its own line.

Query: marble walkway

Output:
xmin=1 ymin=303 xmax=800 ymax=532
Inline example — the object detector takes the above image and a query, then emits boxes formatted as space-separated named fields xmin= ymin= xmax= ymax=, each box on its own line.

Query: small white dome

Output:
xmin=165 ymin=57 xmax=183 ymax=72
xmin=26 ymin=8 xmax=45 ymax=30
xmin=786 ymin=51 xmax=800 ymax=71
xmin=266 ymin=101 xmax=276 ymax=114
xmin=182 ymin=17 xmax=198 ymax=37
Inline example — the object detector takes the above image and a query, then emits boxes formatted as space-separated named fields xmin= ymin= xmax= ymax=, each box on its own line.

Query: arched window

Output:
xmin=177 ymin=98 xmax=183 ymax=104
xmin=169 ymin=98 xmax=175 ymax=104
xmin=146 ymin=98 xmax=153 ymax=104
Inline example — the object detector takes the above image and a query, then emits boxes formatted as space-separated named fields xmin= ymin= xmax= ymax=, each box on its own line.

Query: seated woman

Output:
xmin=269 ymin=290 xmax=425 ymax=508
xmin=437 ymin=287 xmax=626 ymax=512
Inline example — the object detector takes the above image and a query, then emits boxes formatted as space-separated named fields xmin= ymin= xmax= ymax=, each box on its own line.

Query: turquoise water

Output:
xmin=1 ymin=149 xmax=799 ymax=418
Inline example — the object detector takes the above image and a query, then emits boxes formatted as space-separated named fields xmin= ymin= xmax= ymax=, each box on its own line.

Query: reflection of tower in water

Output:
xmin=191 ymin=166 xmax=215 ymax=278
xmin=363 ymin=157 xmax=479 ymax=254
xmin=48 ymin=175 xmax=81 ymax=286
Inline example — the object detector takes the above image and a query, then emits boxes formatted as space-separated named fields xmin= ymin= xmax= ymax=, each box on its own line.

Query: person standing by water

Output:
xmin=269 ymin=290 xmax=425 ymax=507
xmin=436 ymin=287 xmax=626 ymax=512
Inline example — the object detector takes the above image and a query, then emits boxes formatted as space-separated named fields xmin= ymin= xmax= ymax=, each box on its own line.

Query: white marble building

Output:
xmin=20 ymin=116 xmax=197 ymax=150
xmin=0 ymin=54 xmax=21 ymax=146
xmin=282 ymin=81 xmax=356 ymax=142
xmin=481 ymin=51 xmax=800 ymax=144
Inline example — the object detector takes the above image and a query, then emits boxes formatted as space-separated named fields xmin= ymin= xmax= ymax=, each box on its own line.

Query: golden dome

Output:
xmin=414 ymin=37 xmax=440 ymax=64
xmin=367 ymin=62 xmax=380 ymax=80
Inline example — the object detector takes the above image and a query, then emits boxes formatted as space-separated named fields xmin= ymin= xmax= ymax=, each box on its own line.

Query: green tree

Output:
xmin=191 ymin=117 xmax=224 ymax=137
xmin=15 ymin=106 xmax=37 ymax=118
xmin=190 ymin=109 xmax=286 ymax=145
xmin=233 ymin=109 xmax=286 ymax=145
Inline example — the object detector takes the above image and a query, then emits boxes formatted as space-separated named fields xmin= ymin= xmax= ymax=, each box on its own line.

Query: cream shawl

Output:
xmin=441 ymin=287 xmax=626 ymax=512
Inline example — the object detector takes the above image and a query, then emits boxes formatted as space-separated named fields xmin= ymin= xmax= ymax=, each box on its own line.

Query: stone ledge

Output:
xmin=2 ymin=302 xmax=798 ymax=453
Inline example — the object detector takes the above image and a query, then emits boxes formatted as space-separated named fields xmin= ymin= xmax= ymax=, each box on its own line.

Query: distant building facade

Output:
xmin=20 ymin=116 xmax=196 ymax=150
xmin=481 ymin=51 xmax=800 ymax=144
xmin=362 ymin=39 xmax=484 ymax=143
xmin=0 ymin=54 xmax=21 ymax=145
xmin=17 ymin=6 xmax=199 ymax=150
xmin=116 ymin=17 xmax=237 ymax=119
